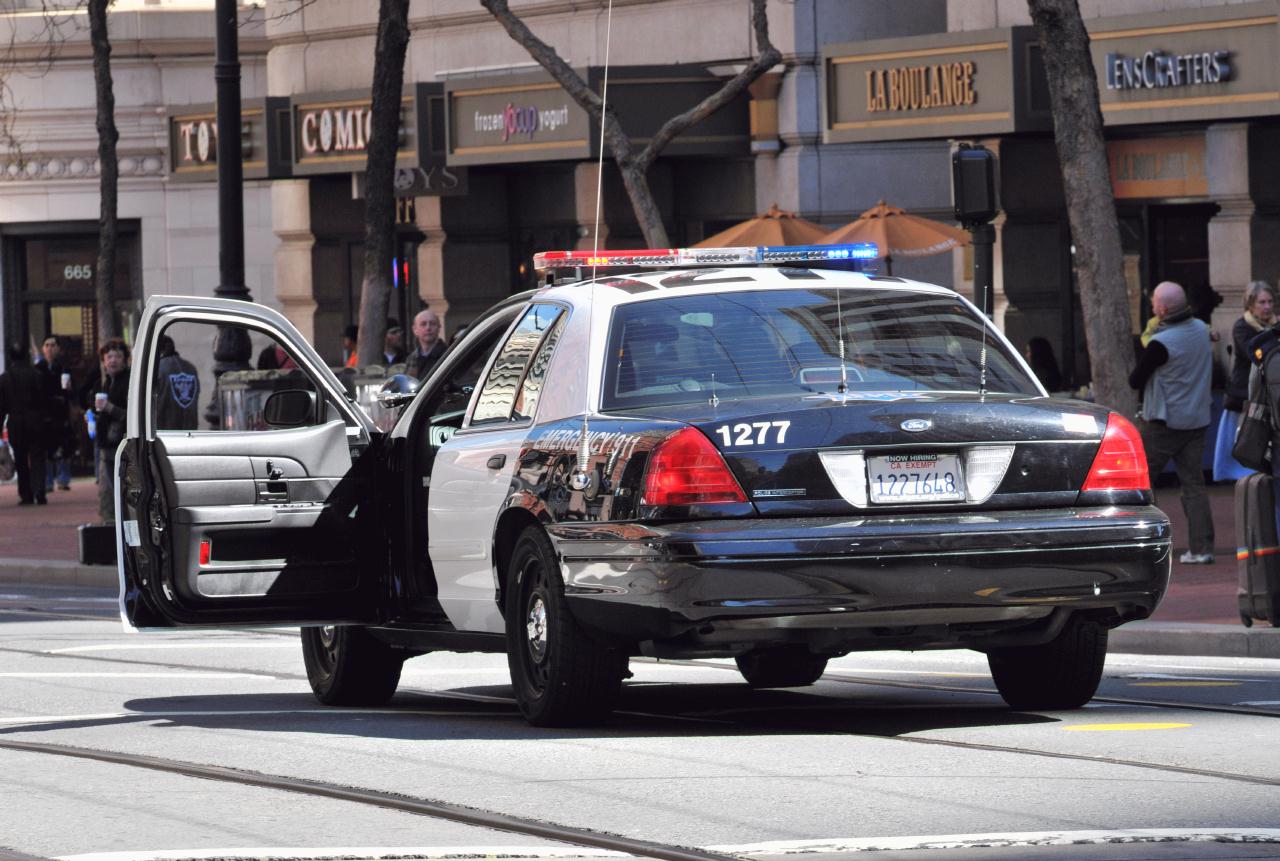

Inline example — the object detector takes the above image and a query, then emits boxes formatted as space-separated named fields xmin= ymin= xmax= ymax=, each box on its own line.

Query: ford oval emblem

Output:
xmin=901 ymin=419 xmax=932 ymax=432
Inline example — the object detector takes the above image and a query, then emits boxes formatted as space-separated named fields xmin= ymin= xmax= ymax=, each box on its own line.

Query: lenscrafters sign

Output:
xmin=1105 ymin=49 xmax=1231 ymax=90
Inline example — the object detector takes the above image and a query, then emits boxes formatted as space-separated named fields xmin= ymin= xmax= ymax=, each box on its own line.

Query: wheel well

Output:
xmin=492 ymin=507 xmax=543 ymax=615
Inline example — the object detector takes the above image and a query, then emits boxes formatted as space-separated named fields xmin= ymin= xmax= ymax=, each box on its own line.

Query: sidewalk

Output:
xmin=0 ymin=476 xmax=1274 ymax=656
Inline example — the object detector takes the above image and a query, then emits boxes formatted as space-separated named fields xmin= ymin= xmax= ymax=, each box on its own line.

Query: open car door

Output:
xmin=117 ymin=296 xmax=381 ymax=629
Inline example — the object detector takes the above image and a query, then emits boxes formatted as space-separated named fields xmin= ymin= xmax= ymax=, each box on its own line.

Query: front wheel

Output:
xmin=987 ymin=617 xmax=1108 ymax=710
xmin=505 ymin=526 xmax=627 ymax=726
xmin=301 ymin=625 xmax=406 ymax=706
xmin=736 ymin=646 xmax=828 ymax=688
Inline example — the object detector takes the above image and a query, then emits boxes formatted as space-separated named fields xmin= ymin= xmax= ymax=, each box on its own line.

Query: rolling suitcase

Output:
xmin=1235 ymin=472 xmax=1280 ymax=627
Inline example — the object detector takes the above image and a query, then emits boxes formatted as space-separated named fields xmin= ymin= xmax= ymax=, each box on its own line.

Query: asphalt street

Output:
xmin=1 ymin=583 xmax=1279 ymax=861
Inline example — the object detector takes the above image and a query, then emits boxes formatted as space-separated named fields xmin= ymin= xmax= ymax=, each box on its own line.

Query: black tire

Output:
xmin=301 ymin=625 xmax=405 ymax=706
xmin=735 ymin=646 xmax=829 ymax=688
xmin=987 ymin=617 xmax=1108 ymax=710
xmin=505 ymin=526 xmax=627 ymax=726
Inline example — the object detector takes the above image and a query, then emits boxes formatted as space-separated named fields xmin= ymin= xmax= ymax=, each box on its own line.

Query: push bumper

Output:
xmin=547 ymin=506 xmax=1171 ymax=653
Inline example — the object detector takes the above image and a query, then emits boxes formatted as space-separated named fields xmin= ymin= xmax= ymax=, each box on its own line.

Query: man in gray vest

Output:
xmin=1130 ymin=280 xmax=1215 ymax=563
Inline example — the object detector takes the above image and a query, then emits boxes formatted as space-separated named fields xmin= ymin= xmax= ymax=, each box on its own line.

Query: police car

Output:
xmin=116 ymin=244 xmax=1170 ymax=726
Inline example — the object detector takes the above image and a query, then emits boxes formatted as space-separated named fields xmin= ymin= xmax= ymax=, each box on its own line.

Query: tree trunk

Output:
xmin=1026 ymin=0 xmax=1136 ymax=416
xmin=481 ymin=0 xmax=779 ymax=251
xmin=357 ymin=0 xmax=411 ymax=368
xmin=88 ymin=0 xmax=118 ymax=523
xmin=89 ymin=0 xmax=118 ymax=346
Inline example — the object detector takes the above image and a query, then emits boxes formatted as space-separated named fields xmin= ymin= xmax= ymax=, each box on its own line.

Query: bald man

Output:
xmin=1130 ymin=280 xmax=1214 ymax=563
xmin=409 ymin=309 xmax=446 ymax=380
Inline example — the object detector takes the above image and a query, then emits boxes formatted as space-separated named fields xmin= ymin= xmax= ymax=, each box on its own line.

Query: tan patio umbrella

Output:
xmin=820 ymin=199 xmax=970 ymax=275
xmin=694 ymin=203 xmax=829 ymax=248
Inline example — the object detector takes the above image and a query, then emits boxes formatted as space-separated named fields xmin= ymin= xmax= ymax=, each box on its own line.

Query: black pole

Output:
xmin=971 ymin=222 xmax=995 ymax=318
xmin=214 ymin=0 xmax=246 ymax=301
xmin=207 ymin=0 xmax=252 ymax=428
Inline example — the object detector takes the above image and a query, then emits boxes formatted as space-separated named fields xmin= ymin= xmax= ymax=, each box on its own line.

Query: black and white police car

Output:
xmin=116 ymin=243 xmax=1170 ymax=726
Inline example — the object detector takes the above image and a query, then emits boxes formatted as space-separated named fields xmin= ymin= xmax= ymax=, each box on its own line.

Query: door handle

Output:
xmin=486 ymin=454 xmax=507 ymax=470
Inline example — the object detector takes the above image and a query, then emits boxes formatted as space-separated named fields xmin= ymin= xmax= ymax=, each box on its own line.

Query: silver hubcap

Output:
xmin=526 ymin=597 xmax=548 ymax=663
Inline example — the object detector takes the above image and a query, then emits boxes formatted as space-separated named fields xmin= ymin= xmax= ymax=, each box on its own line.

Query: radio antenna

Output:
xmin=573 ymin=0 xmax=615 ymax=496
xmin=836 ymin=288 xmax=848 ymax=395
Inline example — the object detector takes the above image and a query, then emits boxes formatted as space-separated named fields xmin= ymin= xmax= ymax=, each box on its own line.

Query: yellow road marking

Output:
xmin=1063 ymin=722 xmax=1191 ymax=732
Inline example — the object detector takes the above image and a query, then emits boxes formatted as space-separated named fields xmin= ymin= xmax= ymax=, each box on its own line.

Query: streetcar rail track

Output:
xmin=0 ymin=740 xmax=740 ymax=861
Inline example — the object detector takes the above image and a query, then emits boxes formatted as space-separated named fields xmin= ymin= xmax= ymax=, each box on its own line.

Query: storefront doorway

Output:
xmin=1 ymin=223 xmax=141 ymax=379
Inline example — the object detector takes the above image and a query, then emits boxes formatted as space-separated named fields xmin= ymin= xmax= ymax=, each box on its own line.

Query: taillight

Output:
xmin=642 ymin=427 xmax=748 ymax=506
xmin=199 ymin=539 xmax=211 ymax=566
xmin=1081 ymin=413 xmax=1149 ymax=492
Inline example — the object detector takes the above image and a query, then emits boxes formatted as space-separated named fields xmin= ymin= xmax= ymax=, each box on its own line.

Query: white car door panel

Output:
xmin=428 ymin=426 xmax=526 ymax=633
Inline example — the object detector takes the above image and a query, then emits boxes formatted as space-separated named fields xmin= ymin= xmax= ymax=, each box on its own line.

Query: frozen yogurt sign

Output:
xmin=473 ymin=103 xmax=573 ymax=142
xmin=447 ymin=78 xmax=590 ymax=165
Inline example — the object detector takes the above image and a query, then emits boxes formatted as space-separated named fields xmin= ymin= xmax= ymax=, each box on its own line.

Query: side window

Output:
xmin=151 ymin=320 xmax=322 ymax=434
xmin=512 ymin=315 xmax=565 ymax=422
xmin=470 ymin=304 xmax=565 ymax=425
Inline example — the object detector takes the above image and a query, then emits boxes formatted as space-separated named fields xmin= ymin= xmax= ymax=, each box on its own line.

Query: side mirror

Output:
xmin=375 ymin=373 xmax=421 ymax=409
xmin=263 ymin=389 xmax=317 ymax=428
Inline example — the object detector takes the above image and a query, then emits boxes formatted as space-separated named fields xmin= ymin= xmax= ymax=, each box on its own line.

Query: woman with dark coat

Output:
xmin=1215 ymin=280 xmax=1275 ymax=481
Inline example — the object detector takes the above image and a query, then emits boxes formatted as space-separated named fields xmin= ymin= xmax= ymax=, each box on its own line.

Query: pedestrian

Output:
xmin=0 ymin=343 xmax=55 ymax=505
xmin=153 ymin=334 xmax=200 ymax=431
xmin=382 ymin=325 xmax=406 ymax=365
xmin=342 ymin=324 xmax=359 ymax=368
xmin=408 ymin=309 xmax=446 ymax=380
xmin=1130 ymin=281 xmax=1215 ymax=564
xmin=34 ymin=335 xmax=74 ymax=491
xmin=1023 ymin=336 xmax=1062 ymax=393
xmin=256 ymin=342 xmax=297 ymax=371
xmin=88 ymin=339 xmax=130 ymax=521
xmin=1216 ymin=281 xmax=1276 ymax=482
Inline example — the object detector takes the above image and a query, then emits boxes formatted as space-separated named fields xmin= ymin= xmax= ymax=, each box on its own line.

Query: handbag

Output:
xmin=0 ymin=439 xmax=13 ymax=482
xmin=1233 ymin=399 xmax=1272 ymax=473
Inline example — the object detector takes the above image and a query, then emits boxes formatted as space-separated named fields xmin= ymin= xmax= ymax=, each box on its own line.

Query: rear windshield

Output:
xmin=602 ymin=287 xmax=1038 ymax=410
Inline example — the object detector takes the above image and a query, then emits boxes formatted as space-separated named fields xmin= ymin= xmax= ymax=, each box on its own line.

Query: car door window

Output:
xmin=470 ymin=304 xmax=565 ymax=426
xmin=151 ymin=320 xmax=332 ymax=436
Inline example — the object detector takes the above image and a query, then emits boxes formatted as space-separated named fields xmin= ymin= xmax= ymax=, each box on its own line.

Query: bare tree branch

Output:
xmin=635 ymin=0 xmax=778 ymax=173
xmin=481 ymin=0 xmax=778 ymax=248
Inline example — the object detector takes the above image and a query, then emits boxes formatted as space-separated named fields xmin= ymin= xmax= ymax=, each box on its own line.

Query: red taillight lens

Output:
xmin=642 ymin=427 xmax=748 ymax=506
xmin=199 ymin=539 xmax=211 ymax=566
xmin=1082 ymin=413 xmax=1150 ymax=492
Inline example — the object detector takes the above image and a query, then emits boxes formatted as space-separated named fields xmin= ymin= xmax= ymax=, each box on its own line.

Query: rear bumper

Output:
xmin=547 ymin=506 xmax=1171 ymax=654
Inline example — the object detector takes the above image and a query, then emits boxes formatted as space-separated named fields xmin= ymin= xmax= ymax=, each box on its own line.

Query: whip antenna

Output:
xmin=573 ymin=0 xmax=615 ymax=496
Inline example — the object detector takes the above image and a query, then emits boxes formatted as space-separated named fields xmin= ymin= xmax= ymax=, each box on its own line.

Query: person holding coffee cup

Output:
xmin=80 ymin=339 xmax=130 ymax=521
xmin=35 ymin=335 xmax=74 ymax=493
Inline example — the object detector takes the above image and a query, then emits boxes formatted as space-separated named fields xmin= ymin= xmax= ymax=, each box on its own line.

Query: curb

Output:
xmin=0 ymin=559 xmax=117 ymax=590
xmin=1109 ymin=621 xmax=1280 ymax=660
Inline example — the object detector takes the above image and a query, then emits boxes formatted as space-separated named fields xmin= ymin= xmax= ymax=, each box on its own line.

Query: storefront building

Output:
xmin=0 ymin=3 xmax=274 ymax=382
xmin=820 ymin=0 xmax=1280 ymax=390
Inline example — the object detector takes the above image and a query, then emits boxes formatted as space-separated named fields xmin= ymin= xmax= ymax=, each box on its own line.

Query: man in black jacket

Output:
xmin=0 ymin=343 xmax=54 ymax=505
xmin=35 ymin=335 xmax=74 ymax=492
xmin=408 ymin=309 xmax=446 ymax=380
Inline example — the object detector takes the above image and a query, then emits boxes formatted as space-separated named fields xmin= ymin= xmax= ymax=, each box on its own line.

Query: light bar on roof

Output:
xmin=532 ymin=243 xmax=878 ymax=273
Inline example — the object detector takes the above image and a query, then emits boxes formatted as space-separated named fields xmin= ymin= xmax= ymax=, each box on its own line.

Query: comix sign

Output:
xmin=1105 ymin=50 xmax=1232 ymax=90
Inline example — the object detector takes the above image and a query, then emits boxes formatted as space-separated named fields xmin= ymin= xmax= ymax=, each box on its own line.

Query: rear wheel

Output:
xmin=505 ymin=526 xmax=627 ymax=726
xmin=987 ymin=617 xmax=1107 ymax=710
xmin=301 ymin=625 xmax=405 ymax=706
xmin=736 ymin=646 xmax=829 ymax=688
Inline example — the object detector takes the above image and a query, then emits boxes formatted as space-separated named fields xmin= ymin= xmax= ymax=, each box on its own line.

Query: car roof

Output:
xmin=533 ymin=266 xmax=960 ymax=314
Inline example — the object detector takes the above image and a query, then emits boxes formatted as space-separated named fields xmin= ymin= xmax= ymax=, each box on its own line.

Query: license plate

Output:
xmin=867 ymin=453 xmax=964 ymax=503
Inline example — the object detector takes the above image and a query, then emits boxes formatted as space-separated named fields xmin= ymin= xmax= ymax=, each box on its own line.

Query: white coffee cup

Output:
xmin=94 ymin=392 xmax=108 ymax=410
xmin=60 ymin=372 xmax=71 ymax=390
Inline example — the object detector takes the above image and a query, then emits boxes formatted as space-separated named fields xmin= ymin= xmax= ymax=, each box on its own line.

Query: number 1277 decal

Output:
xmin=714 ymin=421 xmax=791 ymax=447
